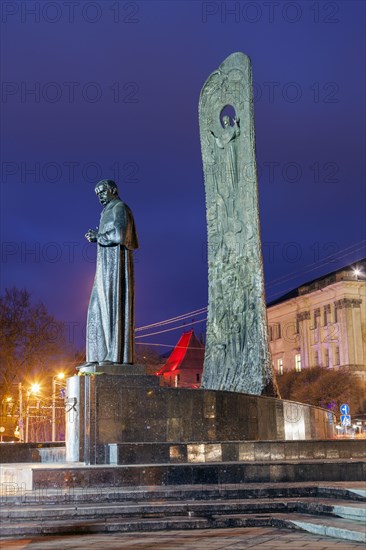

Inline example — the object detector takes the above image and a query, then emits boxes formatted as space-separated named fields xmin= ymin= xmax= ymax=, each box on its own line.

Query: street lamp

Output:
xmin=25 ymin=382 xmax=41 ymax=443
xmin=30 ymin=383 xmax=41 ymax=394
xmin=52 ymin=372 xmax=65 ymax=442
xmin=18 ymin=383 xmax=23 ymax=442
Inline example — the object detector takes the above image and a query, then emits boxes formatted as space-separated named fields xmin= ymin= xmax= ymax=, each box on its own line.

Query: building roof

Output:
xmin=267 ymin=257 xmax=366 ymax=307
xmin=156 ymin=330 xmax=205 ymax=375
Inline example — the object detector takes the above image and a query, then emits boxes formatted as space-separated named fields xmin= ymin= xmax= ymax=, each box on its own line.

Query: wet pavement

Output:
xmin=2 ymin=527 xmax=365 ymax=549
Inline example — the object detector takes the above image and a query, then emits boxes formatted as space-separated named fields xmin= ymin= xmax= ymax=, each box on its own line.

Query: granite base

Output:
xmin=1 ymin=459 xmax=365 ymax=491
xmin=65 ymin=373 xmax=335 ymax=464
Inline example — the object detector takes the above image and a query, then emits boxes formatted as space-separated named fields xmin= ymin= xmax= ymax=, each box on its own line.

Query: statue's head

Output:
xmin=95 ymin=179 xmax=119 ymax=206
xmin=222 ymin=115 xmax=231 ymax=128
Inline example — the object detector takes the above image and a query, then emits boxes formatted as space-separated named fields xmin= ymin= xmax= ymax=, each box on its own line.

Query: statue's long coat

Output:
xmin=86 ymin=198 xmax=139 ymax=364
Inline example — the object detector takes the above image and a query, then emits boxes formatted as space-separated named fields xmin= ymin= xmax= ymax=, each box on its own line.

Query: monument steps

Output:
xmin=0 ymin=502 xmax=365 ymax=541
xmin=1 ymin=484 xmax=365 ymax=541
xmin=1 ymin=497 xmax=365 ymax=521
xmin=1 ymin=482 xmax=365 ymax=504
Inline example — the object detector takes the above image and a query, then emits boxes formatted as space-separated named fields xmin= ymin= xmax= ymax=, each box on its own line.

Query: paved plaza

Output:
xmin=2 ymin=528 xmax=366 ymax=550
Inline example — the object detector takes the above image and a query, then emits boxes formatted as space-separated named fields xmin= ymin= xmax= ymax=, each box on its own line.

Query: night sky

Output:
xmin=1 ymin=0 xmax=365 ymax=352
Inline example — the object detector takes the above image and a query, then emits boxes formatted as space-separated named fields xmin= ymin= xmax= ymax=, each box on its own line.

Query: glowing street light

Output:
xmin=353 ymin=267 xmax=363 ymax=280
xmin=29 ymin=383 xmax=41 ymax=395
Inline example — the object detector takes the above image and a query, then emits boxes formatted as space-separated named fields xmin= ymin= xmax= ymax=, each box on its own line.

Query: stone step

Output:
xmin=210 ymin=513 xmax=366 ymax=542
xmin=1 ymin=482 xmax=365 ymax=504
xmin=0 ymin=515 xmax=211 ymax=537
xmin=0 ymin=497 xmax=301 ymax=519
xmin=0 ymin=510 xmax=365 ymax=541
xmin=331 ymin=502 xmax=366 ymax=521
xmin=277 ymin=513 xmax=366 ymax=543
xmin=1 ymin=497 xmax=365 ymax=521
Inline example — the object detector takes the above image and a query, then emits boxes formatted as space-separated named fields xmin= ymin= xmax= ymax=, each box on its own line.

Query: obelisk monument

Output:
xmin=199 ymin=52 xmax=279 ymax=397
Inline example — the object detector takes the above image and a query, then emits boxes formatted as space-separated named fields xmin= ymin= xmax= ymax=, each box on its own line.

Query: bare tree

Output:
xmin=135 ymin=345 xmax=164 ymax=375
xmin=277 ymin=366 xmax=365 ymax=415
xmin=0 ymin=288 xmax=68 ymax=395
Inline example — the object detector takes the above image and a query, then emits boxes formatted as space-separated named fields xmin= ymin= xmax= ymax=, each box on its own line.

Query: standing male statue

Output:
xmin=84 ymin=179 xmax=139 ymax=366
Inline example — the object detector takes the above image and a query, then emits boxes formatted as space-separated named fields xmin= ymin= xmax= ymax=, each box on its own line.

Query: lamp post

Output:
xmin=18 ymin=383 xmax=23 ymax=442
xmin=52 ymin=372 xmax=65 ymax=442
xmin=25 ymin=383 xmax=41 ymax=443
xmin=25 ymin=401 xmax=29 ymax=443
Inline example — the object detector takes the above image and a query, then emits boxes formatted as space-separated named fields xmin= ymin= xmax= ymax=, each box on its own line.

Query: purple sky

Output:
xmin=1 ymin=1 xmax=365 ymax=351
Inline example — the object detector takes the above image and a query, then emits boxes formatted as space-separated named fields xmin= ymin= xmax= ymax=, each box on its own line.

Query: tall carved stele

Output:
xmin=199 ymin=52 xmax=279 ymax=397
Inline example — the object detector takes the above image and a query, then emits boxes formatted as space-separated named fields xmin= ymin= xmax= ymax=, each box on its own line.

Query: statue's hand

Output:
xmin=85 ymin=229 xmax=98 ymax=242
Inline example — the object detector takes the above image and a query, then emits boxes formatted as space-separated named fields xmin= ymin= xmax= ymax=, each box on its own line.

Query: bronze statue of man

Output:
xmin=85 ymin=179 xmax=139 ymax=365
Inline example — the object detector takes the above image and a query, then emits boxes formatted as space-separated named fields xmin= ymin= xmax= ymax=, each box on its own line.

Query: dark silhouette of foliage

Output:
xmin=277 ymin=366 xmax=365 ymax=414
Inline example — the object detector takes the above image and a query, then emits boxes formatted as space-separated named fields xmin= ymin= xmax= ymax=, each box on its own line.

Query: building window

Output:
xmin=295 ymin=354 xmax=301 ymax=372
xmin=313 ymin=308 xmax=321 ymax=329
xmin=272 ymin=323 xmax=281 ymax=340
xmin=277 ymin=358 xmax=283 ymax=375
xmin=196 ymin=373 xmax=200 ymax=382
xmin=335 ymin=346 xmax=340 ymax=366
xmin=314 ymin=351 xmax=319 ymax=367
xmin=324 ymin=348 xmax=329 ymax=367
xmin=323 ymin=304 xmax=331 ymax=326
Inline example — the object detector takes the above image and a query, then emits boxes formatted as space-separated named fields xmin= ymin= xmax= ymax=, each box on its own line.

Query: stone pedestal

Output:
xmin=77 ymin=363 xmax=147 ymax=375
xmin=65 ymin=372 xmax=335 ymax=464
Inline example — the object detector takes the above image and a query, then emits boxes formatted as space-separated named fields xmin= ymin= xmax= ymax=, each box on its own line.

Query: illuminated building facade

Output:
xmin=267 ymin=259 xmax=366 ymax=381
